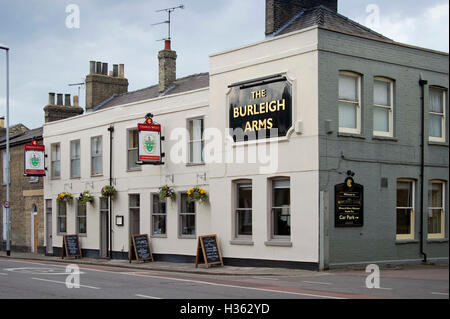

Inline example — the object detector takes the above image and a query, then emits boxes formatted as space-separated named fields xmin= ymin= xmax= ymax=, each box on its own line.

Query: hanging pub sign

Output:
xmin=24 ymin=139 xmax=45 ymax=176
xmin=228 ymin=74 xmax=292 ymax=142
xmin=335 ymin=177 xmax=364 ymax=227
xmin=137 ymin=114 xmax=163 ymax=165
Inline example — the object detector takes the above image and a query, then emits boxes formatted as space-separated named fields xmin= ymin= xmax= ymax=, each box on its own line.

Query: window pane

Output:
xmin=273 ymin=208 xmax=291 ymax=236
xmin=397 ymin=182 xmax=412 ymax=207
xmin=71 ymin=140 xmax=80 ymax=158
xmin=181 ymin=215 xmax=195 ymax=235
xmin=339 ymin=102 xmax=357 ymax=129
xmin=374 ymin=107 xmax=390 ymax=132
xmin=152 ymin=195 xmax=166 ymax=215
xmin=429 ymin=114 xmax=443 ymax=138
xmin=189 ymin=119 xmax=204 ymax=141
xmin=428 ymin=183 xmax=443 ymax=208
xmin=52 ymin=161 xmax=61 ymax=178
xmin=238 ymin=184 xmax=252 ymax=209
xmin=129 ymin=130 xmax=138 ymax=148
xmin=100 ymin=197 xmax=109 ymax=210
xmin=189 ymin=141 xmax=204 ymax=163
xmin=274 ymin=187 xmax=290 ymax=207
xmin=152 ymin=215 xmax=166 ymax=235
xmin=52 ymin=144 xmax=60 ymax=161
xmin=396 ymin=209 xmax=411 ymax=234
xmin=129 ymin=195 xmax=140 ymax=208
xmin=339 ymin=75 xmax=358 ymax=101
xmin=71 ymin=159 xmax=80 ymax=177
xmin=429 ymin=89 xmax=443 ymax=113
xmin=92 ymin=156 xmax=102 ymax=175
xmin=428 ymin=209 xmax=442 ymax=234
xmin=128 ymin=149 xmax=139 ymax=169
xmin=237 ymin=210 xmax=252 ymax=236
xmin=374 ymin=80 xmax=391 ymax=106
xmin=92 ymin=137 xmax=102 ymax=155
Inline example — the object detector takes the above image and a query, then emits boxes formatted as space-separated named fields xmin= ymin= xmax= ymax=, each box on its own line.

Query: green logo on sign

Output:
xmin=144 ymin=136 xmax=156 ymax=154
xmin=30 ymin=153 xmax=40 ymax=167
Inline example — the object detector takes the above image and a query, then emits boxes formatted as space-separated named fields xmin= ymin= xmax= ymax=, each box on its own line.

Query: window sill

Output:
xmin=186 ymin=163 xmax=205 ymax=167
xmin=77 ymin=233 xmax=87 ymax=238
xmin=230 ymin=239 xmax=254 ymax=246
xmin=427 ymin=238 xmax=448 ymax=243
xmin=151 ymin=234 xmax=168 ymax=239
xmin=428 ymin=141 xmax=448 ymax=146
xmin=70 ymin=177 xmax=81 ymax=180
xmin=337 ymin=132 xmax=365 ymax=140
xmin=265 ymin=240 xmax=292 ymax=247
xmin=91 ymin=174 xmax=103 ymax=178
xmin=178 ymin=235 xmax=196 ymax=240
xmin=395 ymin=239 xmax=419 ymax=245
xmin=127 ymin=168 xmax=142 ymax=173
xmin=372 ymin=136 xmax=397 ymax=142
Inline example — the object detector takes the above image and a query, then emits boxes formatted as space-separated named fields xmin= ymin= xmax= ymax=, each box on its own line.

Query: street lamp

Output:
xmin=0 ymin=44 xmax=11 ymax=256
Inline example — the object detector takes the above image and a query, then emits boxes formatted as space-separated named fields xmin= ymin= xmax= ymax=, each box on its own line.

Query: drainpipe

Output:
xmin=419 ymin=75 xmax=428 ymax=263
xmin=108 ymin=125 xmax=114 ymax=259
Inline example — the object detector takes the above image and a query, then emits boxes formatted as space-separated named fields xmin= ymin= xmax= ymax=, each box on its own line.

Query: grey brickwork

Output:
xmin=317 ymin=28 xmax=449 ymax=267
xmin=158 ymin=49 xmax=177 ymax=93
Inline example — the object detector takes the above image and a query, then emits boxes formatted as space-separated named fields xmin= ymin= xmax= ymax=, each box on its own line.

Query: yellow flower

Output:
xmin=200 ymin=189 xmax=206 ymax=195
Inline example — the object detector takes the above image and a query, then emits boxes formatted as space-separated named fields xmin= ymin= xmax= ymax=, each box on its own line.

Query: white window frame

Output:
xmin=76 ymin=200 xmax=87 ymax=235
xmin=70 ymin=139 xmax=81 ymax=179
xmin=57 ymin=201 xmax=67 ymax=234
xmin=270 ymin=178 xmax=291 ymax=241
xmin=373 ymin=77 xmax=394 ymax=137
xmin=234 ymin=181 xmax=253 ymax=240
xmin=91 ymin=136 xmax=103 ymax=176
xmin=429 ymin=87 xmax=446 ymax=143
xmin=428 ymin=180 xmax=446 ymax=239
xmin=338 ymin=71 xmax=361 ymax=135
xmin=396 ymin=179 xmax=415 ymax=241
xmin=187 ymin=117 xmax=205 ymax=165
xmin=151 ymin=193 xmax=167 ymax=237
xmin=127 ymin=129 xmax=141 ymax=171
xmin=51 ymin=143 xmax=61 ymax=180
xmin=178 ymin=192 xmax=196 ymax=238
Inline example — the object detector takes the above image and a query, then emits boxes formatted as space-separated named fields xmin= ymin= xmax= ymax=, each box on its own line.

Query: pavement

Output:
xmin=0 ymin=251 xmax=447 ymax=277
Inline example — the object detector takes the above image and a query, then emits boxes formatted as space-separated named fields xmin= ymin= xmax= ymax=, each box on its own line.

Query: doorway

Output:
xmin=45 ymin=200 xmax=53 ymax=255
xmin=129 ymin=194 xmax=140 ymax=237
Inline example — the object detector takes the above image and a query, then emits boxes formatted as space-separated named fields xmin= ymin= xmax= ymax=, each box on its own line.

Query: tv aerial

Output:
xmin=151 ymin=4 xmax=185 ymax=41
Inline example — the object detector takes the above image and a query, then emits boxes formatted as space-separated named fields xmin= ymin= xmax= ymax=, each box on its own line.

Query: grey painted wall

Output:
xmin=317 ymin=28 xmax=449 ymax=267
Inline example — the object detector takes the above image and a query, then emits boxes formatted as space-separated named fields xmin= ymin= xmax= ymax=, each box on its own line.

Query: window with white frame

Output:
xmin=77 ymin=201 xmax=87 ymax=235
xmin=188 ymin=118 xmax=204 ymax=164
xmin=91 ymin=136 xmax=103 ymax=176
xmin=151 ymin=194 xmax=167 ymax=236
xmin=396 ymin=180 xmax=415 ymax=240
xmin=70 ymin=140 xmax=81 ymax=178
xmin=57 ymin=201 xmax=67 ymax=234
xmin=179 ymin=193 xmax=196 ymax=237
xmin=271 ymin=179 xmax=291 ymax=239
xmin=429 ymin=88 xmax=446 ymax=142
xmin=127 ymin=129 xmax=140 ymax=170
xmin=428 ymin=181 xmax=446 ymax=239
xmin=339 ymin=72 xmax=361 ymax=134
xmin=235 ymin=181 xmax=252 ymax=238
xmin=51 ymin=143 xmax=61 ymax=179
xmin=373 ymin=78 xmax=394 ymax=136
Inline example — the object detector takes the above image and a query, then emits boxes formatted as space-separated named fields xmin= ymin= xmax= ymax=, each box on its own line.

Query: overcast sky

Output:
xmin=0 ymin=0 xmax=448 ymax=130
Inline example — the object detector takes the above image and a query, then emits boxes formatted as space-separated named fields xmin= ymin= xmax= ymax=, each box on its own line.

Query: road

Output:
xmin=0 ymin=259 xmax=448 ymax=300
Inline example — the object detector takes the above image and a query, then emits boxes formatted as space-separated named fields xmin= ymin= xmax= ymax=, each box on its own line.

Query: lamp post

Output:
xmin=0 ymin=44 xmax=10 ymax=256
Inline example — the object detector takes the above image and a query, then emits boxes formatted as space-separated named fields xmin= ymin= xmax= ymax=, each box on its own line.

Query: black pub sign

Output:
xmin=335 ymin=177 xmax=364 ymax=227
xmin=228 ymin=75 xmax=292 ymax=142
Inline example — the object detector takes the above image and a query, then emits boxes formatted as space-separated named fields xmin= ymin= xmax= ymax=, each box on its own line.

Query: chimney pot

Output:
xmin=164 ymin=39 xmax=171 ymax=50
xmin=90 ymin=61 xmax=96 ymax=74
xmin=96 ymin=62 xmax=102 ymax=74
xmin=113 ymin=64 xmax=119 ymax=77
xmin=48 ymin=92 xmax=56 ymax=105
xmin=119 ymin=64 xmax=125 ymax=78
xmin=57 ymin=94 xmax=63 ymax=105
xmin=64 ymin=94 xmax=71 ymax=106
xmin=73 ymin=95 xmax=79 ymax=107
xmin=102 ymin=63 xmax=108 ymax=75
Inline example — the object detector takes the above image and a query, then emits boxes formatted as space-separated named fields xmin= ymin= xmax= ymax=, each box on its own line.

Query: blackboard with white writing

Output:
xmin=195 ymin=235 xmax=224 ymax=268
xmin=129 ymin=234 xmax=153 ymax=263
xmin=62 ymin=235 xmax=82 ymax=259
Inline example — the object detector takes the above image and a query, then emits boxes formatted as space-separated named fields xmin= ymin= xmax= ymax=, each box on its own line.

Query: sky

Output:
xmin=0 ymin=0 xmax=448 ymax=130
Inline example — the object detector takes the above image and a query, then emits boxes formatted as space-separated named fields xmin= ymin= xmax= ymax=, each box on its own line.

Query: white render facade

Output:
xmin=43 ymin=27 xmax=321 ymax=269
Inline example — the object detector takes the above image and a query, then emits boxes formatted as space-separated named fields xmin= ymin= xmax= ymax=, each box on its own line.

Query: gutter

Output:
xmin=419 ymin=75 xmax=428 ymax=263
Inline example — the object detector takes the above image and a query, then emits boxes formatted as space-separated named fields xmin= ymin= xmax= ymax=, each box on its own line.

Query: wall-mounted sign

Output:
xmin=137 ymin=116 xmax=163 ymax=165
xmin=24 ymin=139 xmax=45 ymax=176
xmin=228 ymin=75 xmax=292 ymax=142
xmin=335 ymin=177 xmax=364 ymax=227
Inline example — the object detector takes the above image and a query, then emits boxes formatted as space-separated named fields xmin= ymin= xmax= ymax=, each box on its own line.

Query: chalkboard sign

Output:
xmin=129 ymin=234 xmax=153 ymax=263
xmin=335 ymin=177 xmax=364 ymax=227
xmin=195 ymin=235 xmax=224 ymax=268
xmin=62 ymin=235 xmax=82 ymax=259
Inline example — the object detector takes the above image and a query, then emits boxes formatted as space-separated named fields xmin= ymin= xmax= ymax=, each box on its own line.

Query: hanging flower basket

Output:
xmin=101 ymin=185 xmax=117 ymax=199
xmin=159 ymin=185 xmax=176 ymax=201
xmin=57 ymin=192 xmax=73 ymax=204
xmin=187 ymin=187 xmax=208 ymax=204
xmin=78 ymin=191 xmax=94 ymax=205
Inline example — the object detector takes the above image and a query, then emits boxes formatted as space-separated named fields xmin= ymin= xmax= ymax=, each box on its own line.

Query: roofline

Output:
xmin=318 ymin=26 xmax=449 ymax=56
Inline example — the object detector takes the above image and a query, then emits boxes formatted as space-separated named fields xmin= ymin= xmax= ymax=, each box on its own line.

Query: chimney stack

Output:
xmin=265 ymin=0 xmax=338 ymax=36
xmin=43 ymin=92 xmax=84 ymax=123
xmin=85 ymin=61 xmax=129 ymax=111
xmin=158 ymin=40 xmax=177 ymax=93
xmin=0 ymin=116 xmax=4 ymax=129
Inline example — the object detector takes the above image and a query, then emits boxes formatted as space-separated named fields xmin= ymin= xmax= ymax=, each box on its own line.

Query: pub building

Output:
xmin=42 ymin=0 xmax=448 ymax=269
